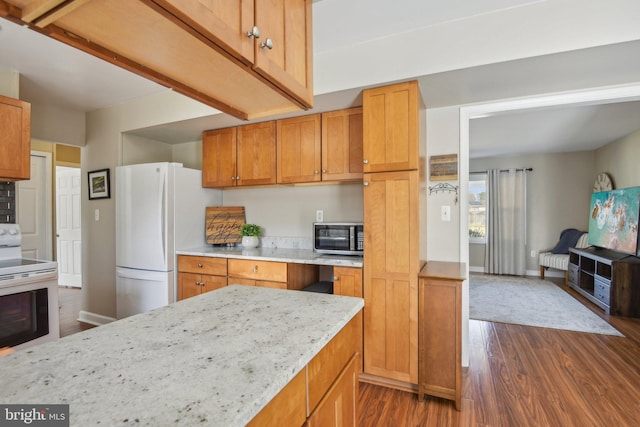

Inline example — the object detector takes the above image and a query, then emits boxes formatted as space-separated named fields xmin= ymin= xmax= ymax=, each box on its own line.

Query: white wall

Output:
xmin=222 ymin=184 xmax=364 ymax=239
xmin=313 ymin=0 xmax=640 ymax=96
xmin=595 ymin=129 xmax=640 ymax=188
xmin=425 ymin=106 xmax=461 ymax=262
xmin=0 ymin=67 xmax=19 ymax=98
xmin=121 ymin=133 xmax=172 ymax=165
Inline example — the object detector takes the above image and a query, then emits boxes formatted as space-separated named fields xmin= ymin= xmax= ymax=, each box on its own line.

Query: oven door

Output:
xmin=0 ymin=271 xmax=60 ymax=351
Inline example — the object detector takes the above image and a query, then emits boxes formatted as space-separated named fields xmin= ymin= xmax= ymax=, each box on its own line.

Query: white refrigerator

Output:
xmin=115 ymin=162 xmax=222 ymax=319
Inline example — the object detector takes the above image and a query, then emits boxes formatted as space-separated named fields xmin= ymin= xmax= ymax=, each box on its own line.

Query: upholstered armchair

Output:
xmin=539 ymin=230 xmax=589 ymax=285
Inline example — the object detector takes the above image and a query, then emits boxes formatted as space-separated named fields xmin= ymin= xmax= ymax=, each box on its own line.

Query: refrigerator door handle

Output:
xmin=161 ymin=172 xmax=166 ymax=263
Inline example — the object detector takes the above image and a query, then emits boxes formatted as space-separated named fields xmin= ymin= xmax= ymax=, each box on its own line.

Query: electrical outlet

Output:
xmin=316 ymin=210 xmax=323 ymax=222
xmin=94 ymin=209 xmax=100 ymax=221
xmin=531 ymin=250 xmax=537 ymax=258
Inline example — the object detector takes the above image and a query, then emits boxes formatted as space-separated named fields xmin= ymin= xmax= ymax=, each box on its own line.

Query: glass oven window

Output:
xmin=0 ymin=289 xmax=49 ymax=348
xmin=315 ymin=226 xmax=350 ymax=251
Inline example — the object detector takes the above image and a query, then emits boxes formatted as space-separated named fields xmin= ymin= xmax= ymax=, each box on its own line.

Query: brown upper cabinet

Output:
xmin=277 ymin=114 xmax=321 ymax=184
xmin=362 ymin=81 xmax=421 ymax=172
xmin=321 ymin=107 xmax=363 ymax=181
xmin=1 ymin=0 xmax=313 ymax=120
xmin=203 ymin=121 xmax=276 ymax=188
xmin=0 ymin=95 xmax=31 ymax=181
xmin=276 ymin=107 xmax=363 ymax=184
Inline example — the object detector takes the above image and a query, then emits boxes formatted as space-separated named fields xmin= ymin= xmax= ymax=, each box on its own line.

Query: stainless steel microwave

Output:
xmin=313 ymin=222 xmax=364 ymax=256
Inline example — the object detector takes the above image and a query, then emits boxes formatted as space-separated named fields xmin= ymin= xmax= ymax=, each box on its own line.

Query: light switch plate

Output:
xmin=441 ymin=205 xmax=451 ymax=222
xmin=316 ymin=210 xmax=323 ymax=222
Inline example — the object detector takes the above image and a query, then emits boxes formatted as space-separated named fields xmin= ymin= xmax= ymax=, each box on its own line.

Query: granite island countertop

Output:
xmin=177 ymin=246 xmax=363 ymax=268
xmin=0 ymin=285 xmax=364 ymax=426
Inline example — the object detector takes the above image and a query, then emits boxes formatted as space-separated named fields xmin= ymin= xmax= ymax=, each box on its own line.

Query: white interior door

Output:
xmin=56 ymin=166 xmax=82 ymax=287
xmin=17 ymin=151 xmax=52 ymax=260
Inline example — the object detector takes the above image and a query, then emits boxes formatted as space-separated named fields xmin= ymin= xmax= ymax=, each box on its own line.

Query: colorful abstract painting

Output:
xmin=588 ymin=186 xmax=640 ymax=255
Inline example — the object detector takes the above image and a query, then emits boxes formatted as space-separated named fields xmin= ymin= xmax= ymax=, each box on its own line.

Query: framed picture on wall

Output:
xmin=88 ymin=168 xmax=110 ymax=200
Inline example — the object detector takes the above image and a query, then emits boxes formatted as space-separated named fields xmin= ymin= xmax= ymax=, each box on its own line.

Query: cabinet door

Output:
xmin=321 ymin=108 xmax=363 ymax=182
xmin=153 ymin=0 xmax=255 ymax=63
xmin=307 ymin=355 xmax=359 ymax=427
xmin=0 ymin=95 xmax=30 ymax=180
xmin=202 ymin=127 xmax=237 ymax=188
xmin=333 ymin=267 xmax=363 ymax=298
xmin=202 ymin=275 xmax=228 ymax=293
xmin=419 ymin=276 xmax=462 ymax=409
xmin=363 ymin=171 xmax=419 ymax=384
xmin=363 ymin=81 xmax=419 ymax=173
xmin=276 ymin=114 xmax=321 ymax=184
xmin=236 ymin=121 xmax=277 ymax=186
xmin=253 ymin=0 xmax=313 ymax=107
xmin=178 ymin=272 xmax=202 ymax=300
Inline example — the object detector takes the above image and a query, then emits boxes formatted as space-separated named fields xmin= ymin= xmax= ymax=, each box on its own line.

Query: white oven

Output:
xmin=0 ymin=224 xmax=59 ymax=351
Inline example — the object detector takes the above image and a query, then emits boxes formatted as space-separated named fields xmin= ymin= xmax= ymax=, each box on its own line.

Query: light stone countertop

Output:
xmin=0 ymin=285 xmax=364 ymax=426
xmin=177 ymin=246 xmax=364 ymax=268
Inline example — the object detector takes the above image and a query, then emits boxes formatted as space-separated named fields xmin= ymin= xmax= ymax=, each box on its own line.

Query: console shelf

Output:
xmin=568 ymin=247 xmax=640 ymax=317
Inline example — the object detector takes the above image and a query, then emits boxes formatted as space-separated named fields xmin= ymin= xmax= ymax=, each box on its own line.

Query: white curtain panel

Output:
xmin=485 ymin=169 xmax=527 ymax=275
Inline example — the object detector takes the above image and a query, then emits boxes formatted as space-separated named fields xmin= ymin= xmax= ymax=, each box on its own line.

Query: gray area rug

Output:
xmin=469 ymin=274 xmax=623 ymax=336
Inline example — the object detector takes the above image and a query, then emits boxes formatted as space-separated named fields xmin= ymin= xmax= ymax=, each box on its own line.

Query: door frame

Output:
xmin=458 ymin=83 xmax=640 ymax=369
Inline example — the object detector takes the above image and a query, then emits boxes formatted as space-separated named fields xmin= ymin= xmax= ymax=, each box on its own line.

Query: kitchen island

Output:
xmin=0 ymin=285 xmax=363 ymax=426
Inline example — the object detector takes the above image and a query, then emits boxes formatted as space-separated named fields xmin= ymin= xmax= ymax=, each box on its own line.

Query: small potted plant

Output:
xmin=239 ymin=223 xmax=262 ymax=248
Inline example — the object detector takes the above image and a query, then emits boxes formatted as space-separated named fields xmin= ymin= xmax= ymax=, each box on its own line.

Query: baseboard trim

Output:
xmin=78 ymin=310 xmax=116 ymax=327
xmin=359 ymin=373 xmax=418 ymax=394
xmin=469 ymin=266 xmax=485 ymax=273
xmin=538 ymin=269 xmax=565 ymax=278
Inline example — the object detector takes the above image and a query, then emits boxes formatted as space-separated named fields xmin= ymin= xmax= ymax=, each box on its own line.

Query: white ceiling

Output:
xmin=1 ymin=0 xmax=640 ymax=157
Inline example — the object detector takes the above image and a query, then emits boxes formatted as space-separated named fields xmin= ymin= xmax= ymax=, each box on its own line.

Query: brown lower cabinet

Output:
xmin=178 ymin=256 xmax=320 ymax=299
xmin=418 ymin=261 xmax=465 ymax=410
xmin=177 ymin=256 xmax=228 ymax=300
xmin=248 ymin=311 xmax=362 ymax=426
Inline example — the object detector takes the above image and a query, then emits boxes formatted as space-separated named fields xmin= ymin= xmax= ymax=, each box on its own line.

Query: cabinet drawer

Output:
xmin=568 ymin=264 xmax=579 ymax=286
xmin=178 ymin=256 xmax=227 ymax=276
xmin=595 ymin=279 xmax=611 ymax=305
xmin=228 ymin=259 xmax=287 ymax=282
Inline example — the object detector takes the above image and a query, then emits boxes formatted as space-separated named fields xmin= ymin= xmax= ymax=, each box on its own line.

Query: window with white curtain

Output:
xmin=469 ymin=173 xmax=487 ymax=244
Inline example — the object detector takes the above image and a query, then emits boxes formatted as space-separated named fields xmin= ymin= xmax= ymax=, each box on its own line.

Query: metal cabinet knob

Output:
xmin=333 ymin=276 xmax=339 ymax=281
xmin=363 ymin=159 xmax=369 ymax=164
xmin=314 ymin=170 xmax=319 ymax=174
xmin=236 ymin=176 xmax=240 ymax=180
xmin=197 ymin=263 xmax=203 ymax=268
xmin=322 ymin=169 xmax=327 ymax=173
xmin=247 ymin=26 xmax=260 ymax=39
xmin=363 ymin=182 xmax=369 ymax=187
xmin=260 ymin=38 xmax=273 ymax=50
xmin=253 ymin=266 xmax=258 ymax=273
xmin=231 ymin=176 xmax=236 ymax=181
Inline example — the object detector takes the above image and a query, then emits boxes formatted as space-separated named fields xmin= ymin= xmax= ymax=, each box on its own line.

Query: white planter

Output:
xmin=241 ymin=236 xmax=259 ymax=248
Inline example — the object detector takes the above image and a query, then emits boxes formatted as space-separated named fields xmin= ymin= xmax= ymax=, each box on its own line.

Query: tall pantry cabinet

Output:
xmin=362 ymin=81 xmax=426 ymax=388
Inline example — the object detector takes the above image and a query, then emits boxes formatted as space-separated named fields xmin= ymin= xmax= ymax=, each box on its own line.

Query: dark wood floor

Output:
xmin=57 ymin=286 xmax=93 ymax=337
xmin=57 ymin=280 xmax=640 ymax=426
xmin=358 ymin=277 xmax=640 ymax=427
